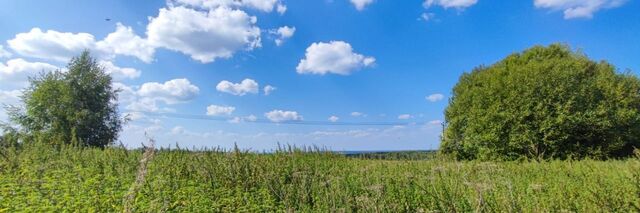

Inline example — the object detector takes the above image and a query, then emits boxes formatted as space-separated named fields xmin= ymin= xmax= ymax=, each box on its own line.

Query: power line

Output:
xmin=126 ymin=111 xmax=437 ymax=127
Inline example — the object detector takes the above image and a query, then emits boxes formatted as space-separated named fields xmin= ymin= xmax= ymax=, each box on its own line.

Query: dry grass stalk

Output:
xmin=123 ymin=136 xmax=156 ymax=213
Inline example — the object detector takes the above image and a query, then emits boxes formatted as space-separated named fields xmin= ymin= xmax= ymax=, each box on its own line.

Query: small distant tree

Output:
xmin=441 ymin=44 xmax=640 ymax=160
xmin=6 ymin=51 xmax=124 ymax=147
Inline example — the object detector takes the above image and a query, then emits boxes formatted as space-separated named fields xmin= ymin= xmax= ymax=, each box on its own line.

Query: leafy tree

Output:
xmin=7 ymin=51 xmax=124 ymax=147
xmin=441 ymin=44 xmax=640 ymax=160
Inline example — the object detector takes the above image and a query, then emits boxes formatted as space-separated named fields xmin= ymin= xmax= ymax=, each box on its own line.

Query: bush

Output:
xmin=441 ymin=44 xmax=640 ymax=160
xmin=5 ymin=51 xmax=124 ymax=147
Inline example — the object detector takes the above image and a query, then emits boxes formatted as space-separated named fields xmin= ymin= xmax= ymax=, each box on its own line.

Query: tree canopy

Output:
xmin=6 ymin=51 xmax=123 ymax=147
xmin=441 ymin=44 xmax=640 ymax=160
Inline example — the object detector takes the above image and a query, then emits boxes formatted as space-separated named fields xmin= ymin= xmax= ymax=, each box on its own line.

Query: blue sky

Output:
xmin=1 ymin=0 xmax=639 ymax=151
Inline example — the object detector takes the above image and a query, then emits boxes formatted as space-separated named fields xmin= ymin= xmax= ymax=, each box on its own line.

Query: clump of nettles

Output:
xmin=442 ymin=44 xmax=640 ymax=160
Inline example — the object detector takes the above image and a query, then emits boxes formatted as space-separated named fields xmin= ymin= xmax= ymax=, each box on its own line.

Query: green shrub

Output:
xmin=442 ymin=44 xmax=640 ymax=160
xmin=5 ymin=51 xmax=124 ymax=147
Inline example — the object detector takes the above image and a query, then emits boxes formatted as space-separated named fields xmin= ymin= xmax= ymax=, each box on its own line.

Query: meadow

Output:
xmin=0 ymin=143 xmax=639 ymax=212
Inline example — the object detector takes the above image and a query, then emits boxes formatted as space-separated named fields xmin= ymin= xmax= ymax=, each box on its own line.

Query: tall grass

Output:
xmin=0 ymin=143 xmax=639 ymax=212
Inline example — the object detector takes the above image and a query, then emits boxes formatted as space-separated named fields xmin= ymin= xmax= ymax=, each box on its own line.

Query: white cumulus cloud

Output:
xmin=351 ymin=0 xmax=374 ymax=10
xmin=146 ymin=6 xmax=261 ymax=63
xmin=429 ymin=120 xmax=443 ymax=125
xmin=206 ymin=104 xmax=235 ymax=116
xmin=426 ymin=93 xmax=444 ymax=102
xmin=328 ymin=115 xmax=339 ymax=122
xmin=241 ymin=0 xmax=280 ymax=12
xmin=7 ymin=25 xmax=154 ymax=63
xmin=351 ymin=112 xmax=364 ymax=117
xmin=263 ymin=85 xmax=276 ymax=95
xmin=0 ymin=89 xmax=21 ymax=106
xmin=0 ymin=58 xmax=59 ymax=89
xmin=115 ymin=79 xmax=199 ymax=113
xmin=171 ymin=0 xmax=285 ymax=13
xmin=276 ymin=4 xmax=287 ymax=14
xmin=398 ymin=114 xmax=412 ymax=120
xmin=138 ymin=78 xmax=200 ymax=104
xmin=99 ymin=60 xmax=141 ymax=81
xmin=8 ymin=1 xmax=278 ymax=65
xmin=420 ymin=12 xmax=436 ymax=21
xmin=265 ymin=110 xmax=303 ymax=122
xmin=96 ymin=23 xmax=155 ymax=63
xmin=216 ymin=78 xmax=259 ymax=96
xmin=0 ymin=45 xmax=11 ymax=58
xmin=7 ymin=28 xmax=99 ymax=62
xmin=296 ymin=41 xmax=375 ymax=75
xmin=245 ymin=114 xmax=258 ymax=121
xmin=534 ymin=0 xmax=627 ymax=19
xmin=171 ymin=126 xmax=186 ymax=135
xmin=423 ymin=0 xmax=478 ymax=9
xmin=113 ymin=82 xmax=138 ymax=104
xmin=228 ymin=114 xmax=258 ymax=123
xmin=272 ymin=26 xmax=295 ymax=46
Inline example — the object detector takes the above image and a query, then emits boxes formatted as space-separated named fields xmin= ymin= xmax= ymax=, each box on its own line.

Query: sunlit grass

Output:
xmin=0 ymin=143 xmax=638 ymax=212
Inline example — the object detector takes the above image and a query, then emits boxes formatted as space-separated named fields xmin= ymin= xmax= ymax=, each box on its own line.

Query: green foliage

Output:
xmin=6 ymin=51 xmax=123 ymax=147
xmin=345 ymin=151 xmax=437 ymax=160
xmin=442 ymin=44 xmax=640 ymax=160
xmin=0 ymin=144 xmax=638 ymax=211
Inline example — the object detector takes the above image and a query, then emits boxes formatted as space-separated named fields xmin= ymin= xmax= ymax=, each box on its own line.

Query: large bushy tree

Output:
xmin=441 ymin=44 xmax=640 ymax=160
xmin=6 ymin=51 xmax=123 ymax=147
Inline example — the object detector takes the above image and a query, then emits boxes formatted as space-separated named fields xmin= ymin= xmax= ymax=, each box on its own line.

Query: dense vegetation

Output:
xmin=2 ymin=47 xmax=639 ymax=211
xmin=344 ymin=150 xmax=437 ymax=160
xmin=3 ymin=51 xmax=123 ymax=147
xmin=442 ymin=44 xmax=640 ymax=160
xmin=0 ymin=143 xmax=638 ymax=212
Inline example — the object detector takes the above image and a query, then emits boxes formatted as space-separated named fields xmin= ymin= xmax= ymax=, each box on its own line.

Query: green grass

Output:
xmin=1 ymin=143 xmax=639 ymax=212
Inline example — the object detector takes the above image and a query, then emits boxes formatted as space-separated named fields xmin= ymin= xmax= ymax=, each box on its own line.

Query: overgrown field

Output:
xmin=0 ymin=143 xmax=639 ymax=212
